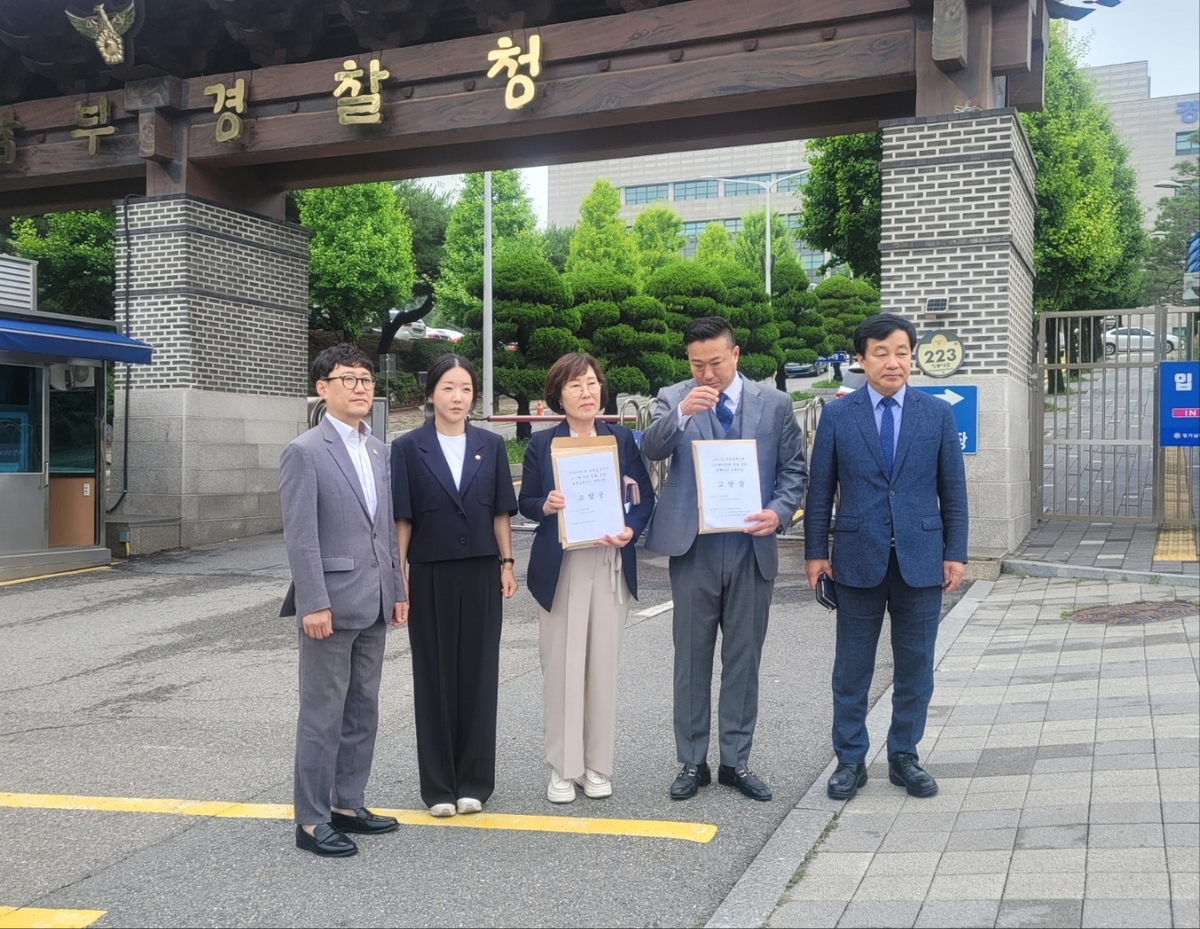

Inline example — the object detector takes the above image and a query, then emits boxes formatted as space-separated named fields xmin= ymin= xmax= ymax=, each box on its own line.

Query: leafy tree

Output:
xmin=297 ymin=183 xmax=415 ymax=340
xmin=1139 ymin=144 xmax=1200 ymax=307
xmin=540 ymin=223 xmax=575 ymax=272
xmin=373 ymin=180 xmax=455 ymax=355
xmin=644 ymin=261 xmax=729 ymax=383
xmin=693 ymin=222 xmax=736 ymax=266
xmin=436 ymin=170 xmax=538 ymax=329
xmin=814 ymin=275 xmax=879 ymax=354
xmin=9 ymin=209 xmax=115 ymax=319
xmin=631 ymin=205 xmax=685 ymax=282
xmin=772 ymin=256 xmax=824 ymax=389
xmin=565 ymin=179 xmax=637 ymax=279
xmin=795 ymin=132 xmax=883 ymax=284
xmin=732 ymin=209 xmax=794 ymax=288
xmin=465 ymin=244 xmax=576 ymax=439
xmin=568 ymin=266 xmax=675 ymax=410
xmin=711 ymin=261 xmax=779 ymax=382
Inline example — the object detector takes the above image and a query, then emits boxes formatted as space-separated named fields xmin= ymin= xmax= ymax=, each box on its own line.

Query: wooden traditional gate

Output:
xmin=1033 ymin=306 xmax=1200 ymax=526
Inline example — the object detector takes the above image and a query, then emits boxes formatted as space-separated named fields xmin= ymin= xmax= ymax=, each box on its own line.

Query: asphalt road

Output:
xmin=0 ymin=528 xmax=961 ymax=928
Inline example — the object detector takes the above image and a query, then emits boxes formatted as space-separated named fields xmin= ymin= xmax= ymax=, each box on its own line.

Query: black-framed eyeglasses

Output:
xmin=324 ymin=375 xmax=375 ymax=391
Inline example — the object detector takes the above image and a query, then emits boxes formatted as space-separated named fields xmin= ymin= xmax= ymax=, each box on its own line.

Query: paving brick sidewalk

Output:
xmin=721 ymin=577 xmax=1200 ymax=929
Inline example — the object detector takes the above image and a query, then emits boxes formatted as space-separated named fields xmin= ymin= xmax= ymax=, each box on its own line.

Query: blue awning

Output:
xmin=0 ymin=317 xmax=152 ymax=365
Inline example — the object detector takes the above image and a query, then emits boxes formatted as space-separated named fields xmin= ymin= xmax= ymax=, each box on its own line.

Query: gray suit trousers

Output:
xmin=294 ymin=617 xmax=386 ymax=824
xmin=670 ymin=532 xmax=773 ymax=769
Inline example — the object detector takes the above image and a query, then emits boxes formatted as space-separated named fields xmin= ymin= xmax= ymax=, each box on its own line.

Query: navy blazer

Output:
xmin=803 ymin=385 xmax=968 ymax=589
xmin=391 ymin=419 xmax=518 ymax=564
xmin=518 ymin=421 xmax=655 ymax=612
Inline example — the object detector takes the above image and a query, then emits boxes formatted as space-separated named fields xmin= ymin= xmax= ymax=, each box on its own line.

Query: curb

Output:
xmin=705 ymin=580 xmax=994 ymax=929
xmin=1000 ymin=557 xmax=1200 ymax=589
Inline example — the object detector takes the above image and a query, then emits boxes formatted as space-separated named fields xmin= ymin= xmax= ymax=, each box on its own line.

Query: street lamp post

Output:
xmin=702 ymin=171 xmax=807 ymax=299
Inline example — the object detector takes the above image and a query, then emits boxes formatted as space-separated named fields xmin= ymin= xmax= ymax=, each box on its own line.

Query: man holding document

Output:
xmin=642 ymin=317 xmax=807 ymax=802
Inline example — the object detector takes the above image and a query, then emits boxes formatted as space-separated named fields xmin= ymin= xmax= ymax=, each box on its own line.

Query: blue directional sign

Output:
xmin=1160 ymin=361 xmax=1200 ymax=448
xmin=915 ymin=384 xmax=978 ymax=454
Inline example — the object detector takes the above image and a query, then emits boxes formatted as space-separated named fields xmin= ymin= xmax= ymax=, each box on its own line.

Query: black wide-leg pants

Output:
xmin=407 ymin=555 xmax=503 ymax=807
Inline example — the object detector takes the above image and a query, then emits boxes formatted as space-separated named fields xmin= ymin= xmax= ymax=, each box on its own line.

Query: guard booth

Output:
xmin=0 ymin=255 xmax=152 ymax=581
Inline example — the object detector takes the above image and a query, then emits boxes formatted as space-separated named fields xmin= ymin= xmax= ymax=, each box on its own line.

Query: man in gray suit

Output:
xmin=280 ymin=343 xmax=406 ymax=857
xmin=642 ymin=316 xmax=807 ymax=801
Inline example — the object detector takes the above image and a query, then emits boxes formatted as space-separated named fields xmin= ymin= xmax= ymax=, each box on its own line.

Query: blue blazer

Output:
xmin=803 ymin=386 xmax=968 ymax=589
xmin=391 ymin=419 xmax=518 ymax=564
xmin=518 ymin=421 xmax=655 ymax=613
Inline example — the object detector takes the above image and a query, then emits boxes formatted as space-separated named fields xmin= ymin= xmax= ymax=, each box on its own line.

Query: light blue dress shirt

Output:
xmin=865 ymin=383 xmax=906 ymax=461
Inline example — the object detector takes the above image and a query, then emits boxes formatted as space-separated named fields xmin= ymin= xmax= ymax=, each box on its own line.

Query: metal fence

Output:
xmin=1033 ymin=306 xmax=1199 ymax=525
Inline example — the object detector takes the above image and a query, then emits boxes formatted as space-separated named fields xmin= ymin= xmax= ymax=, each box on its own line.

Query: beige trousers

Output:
xmin=539 ymin=546 xmax=630 ymax=779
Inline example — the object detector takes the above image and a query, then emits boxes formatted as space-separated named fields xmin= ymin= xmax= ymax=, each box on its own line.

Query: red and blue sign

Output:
xmin=1160 ymin=361 xmax=1200 ymax=448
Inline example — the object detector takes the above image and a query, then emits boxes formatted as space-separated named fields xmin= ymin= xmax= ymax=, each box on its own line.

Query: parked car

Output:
xmin=395 ymin=320 xmax=427 ymax=340
xmin=426 ymin=327 xmax=464 ymax=342
xmin=1104 ymin=327 xmax=1178 ymax=355
xmin=834 ymin=364 xmax=867 ymax=399
xmin=784 ymin=359 xmax=829 ymax=378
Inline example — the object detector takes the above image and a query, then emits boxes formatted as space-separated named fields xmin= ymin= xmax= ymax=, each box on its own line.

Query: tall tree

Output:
xmin=298 ymin=183 xmax=415 ymax=340
xmin=794 ymin=132 xmax=883 ymax=285
xmin=814 ymin=275 xmax=879 ymax=354
xmin=1139 ymin=142 xmax=1200 ymax=307
xmin=631 ymin=205 xmax=685 ymax=282
xmin=693 ymin=222 xmax=736 ymax=266
xmin=713 ymin=260 xmax=780 ymax=382
xmin=436 ymin=170 xmax=538 ymax=329
xmin=540 ymin=223 xmax=575 ymax=272
xmin=565 ymin=179 xmax=637 ymax=279
xmin=9 ymin=209 xmax=115 ymax=319
xmin=771 ymin=255 xmax=824 ymax=390
xmin=465 ymin=244 xmax=577 ymax=439
xmin=732 ymin=209 xmax=794 ymax=287
xmin=644 ymin=261 xmax=729 ymax=382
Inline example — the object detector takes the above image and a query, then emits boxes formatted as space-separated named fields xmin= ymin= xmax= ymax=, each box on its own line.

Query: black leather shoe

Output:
xmin=330 ymin=807 xmax=400 ymax=835
xmin=826 ymin=762 xmax=868 ymax=800
xmin=888 ymin=753 xmax=938 ymax=797
xmin=295 ymin=823 xmax=357 ymax=857
xmin=670 ymin=762 xmax=711 ymax=800
xmin=718 ymin=764 xmax=772 ymax=801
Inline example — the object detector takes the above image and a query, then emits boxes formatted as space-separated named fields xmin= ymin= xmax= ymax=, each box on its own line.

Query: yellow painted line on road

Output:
xmin=0 ymin=907 xmax=106 ymax=929
xmin=0 ymin=792 xmax=716 ymax=844
xmin=0 ymin=565 xmax=113 ymax=588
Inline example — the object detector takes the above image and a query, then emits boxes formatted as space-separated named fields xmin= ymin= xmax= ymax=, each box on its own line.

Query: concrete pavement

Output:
xmin=716 ymin=575 xmax=1200 ymax=929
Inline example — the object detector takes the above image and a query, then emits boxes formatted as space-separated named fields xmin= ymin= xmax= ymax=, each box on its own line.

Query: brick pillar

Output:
xmin=110 ymin=195 xmax=310 ymax=552
xmin=880 ymin=109 xmax=1036 ymax=559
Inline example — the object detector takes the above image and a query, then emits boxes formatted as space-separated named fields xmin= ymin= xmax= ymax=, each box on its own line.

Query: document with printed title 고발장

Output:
xmin=550 ymin=436 xmax=626 ymax=549
xmin=691 ymin=439 xmax=761 ymax=533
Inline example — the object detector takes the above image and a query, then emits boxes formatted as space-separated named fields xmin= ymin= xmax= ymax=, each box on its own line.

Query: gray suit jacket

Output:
xmin=279 ymin=416 xmax=405 ymax=628
xmin=641 ymin=377 xmax=808 ymax=580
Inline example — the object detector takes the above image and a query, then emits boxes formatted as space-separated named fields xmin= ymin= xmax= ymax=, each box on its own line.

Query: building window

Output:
xmin=673 ymin=179 xmax=718 ymax=201
xmin=723 ymin=174 xmax=771 ymax=197
xmin=722 ymin=218 xmax=743 ymax=234
xmin=1176 ymin=131 xmax=1200 ymax=156
xmin=624 ymin=183 xmax=669 ymax=205
xmin=775 ymin=171 xmax=808 ymax=192
xmin=785 ymin=213 xmax=803 ymax=232
xmin=797 ymin=243 xmax=824 ymax=277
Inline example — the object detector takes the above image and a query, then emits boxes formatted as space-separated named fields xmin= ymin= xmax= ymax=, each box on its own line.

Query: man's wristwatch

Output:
xmin=499 ymin=557 xmax=515 ymax=567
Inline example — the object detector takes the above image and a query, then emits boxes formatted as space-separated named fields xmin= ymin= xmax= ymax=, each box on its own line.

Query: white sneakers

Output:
xmin=547 ymin=770 xmax=577 ymax=803
xmin=547 ymin=768 xmax=613 ymax=802
xmin=575 ymin=769 xmax=613 ymax=799
xmin=456 ymin=797 xmax=482 ymax=814
xmin=428 ymin=803 xmax=456 ymax=818
xmin=429 ymin=799 xmax=483 ymax=817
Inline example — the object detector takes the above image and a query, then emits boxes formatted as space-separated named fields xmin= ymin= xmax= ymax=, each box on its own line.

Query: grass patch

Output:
xmin=812 ymin=379 xmax=839 ymax=389
xmin=504 ymin=436 xmax=528 ymax=465
xmin=785 ymin=814 xmax=839 ymax=891
xmin=791 ymin=390 xmax=816 ymax=402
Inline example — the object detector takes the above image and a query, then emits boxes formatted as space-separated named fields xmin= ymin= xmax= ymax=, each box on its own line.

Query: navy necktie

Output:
xmin=716 ymin=392 xmax=734 ymax=434
xmin=879 ymin=396 xmax=896 ymax=476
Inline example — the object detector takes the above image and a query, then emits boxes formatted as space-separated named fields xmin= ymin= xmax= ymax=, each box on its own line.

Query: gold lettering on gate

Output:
xmin=334 ymin=58 xmax=390 ymax=125
xmin=71 ymin=96 xmax=116 ymax=154
xmin=203 ymin=78 xmax=247 ymax=142
xmin=487 ymin=35 xmax=541 ymax=110
xmin=0 ymin=110 xmax=17 ymax=166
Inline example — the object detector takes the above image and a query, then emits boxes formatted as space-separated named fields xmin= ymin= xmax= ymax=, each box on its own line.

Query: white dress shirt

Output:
xmin=678 ymin=373 xmax=744 ymax=428
xmin=327 ymin=413 xmax=377 ymax=519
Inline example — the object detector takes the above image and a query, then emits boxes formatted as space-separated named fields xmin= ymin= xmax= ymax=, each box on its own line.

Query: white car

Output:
xmin=1104 ymin=327 xmax=1178 ymax=355
xmin=426 ymin=327 xmax=464 ymax=342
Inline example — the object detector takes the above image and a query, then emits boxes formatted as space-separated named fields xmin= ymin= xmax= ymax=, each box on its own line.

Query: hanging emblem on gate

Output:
xmin=915 ymin=329 xmax=966 ymax=378
xmin=66 ymin=2 xmax=137 ymax=66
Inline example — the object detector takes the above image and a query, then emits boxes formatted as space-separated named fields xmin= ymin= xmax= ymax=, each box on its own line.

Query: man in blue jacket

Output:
xmin=804 ymin=313 xmax=968 ymax=802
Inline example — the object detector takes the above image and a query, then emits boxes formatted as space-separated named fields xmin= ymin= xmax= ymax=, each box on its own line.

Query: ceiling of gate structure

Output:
xmin=0 ymin=0 xmax=1047 ymax=217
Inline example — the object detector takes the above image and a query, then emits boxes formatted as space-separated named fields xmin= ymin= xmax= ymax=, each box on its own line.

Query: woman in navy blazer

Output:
xmin=392 ymin=354 xmax=518 ymax=819
xmin=519 ymin=353 xmax=654 ymax=804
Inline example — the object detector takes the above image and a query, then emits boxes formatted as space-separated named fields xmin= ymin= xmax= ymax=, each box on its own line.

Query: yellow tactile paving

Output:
xmin=0 ymin=908 xmax=106 ymax=929
xmin=1153 ymin=527 xmax=1199 ymax=562
xmin=0 ymin=792 xmax=717 ymax=844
